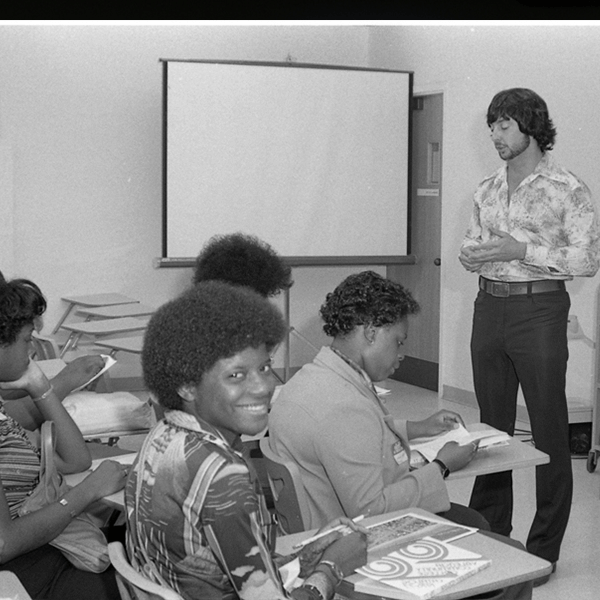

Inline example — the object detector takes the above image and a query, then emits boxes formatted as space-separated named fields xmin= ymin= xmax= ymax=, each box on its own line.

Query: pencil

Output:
xmin=293 ymin=514 xmax=365 ymax=550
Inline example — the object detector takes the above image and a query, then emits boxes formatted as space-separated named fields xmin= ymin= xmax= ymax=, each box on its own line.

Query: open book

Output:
xmin=366 ymin=512 xmax=477 ymax=551
xmin=357 ymin=536 xmax=491 ymax=599
xmin=410 ymin=424 xmax=510 ymax=463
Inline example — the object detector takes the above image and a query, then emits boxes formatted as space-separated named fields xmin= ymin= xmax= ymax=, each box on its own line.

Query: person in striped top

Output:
xmin=0 ymin=273 xmax=127 ymax=600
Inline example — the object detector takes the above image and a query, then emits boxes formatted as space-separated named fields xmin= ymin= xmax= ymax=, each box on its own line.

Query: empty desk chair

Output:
xmin=31 ymin=332 xmax=61 ymax=360
xmin=60 ymin=316 xmax=151 ymax=358
xmin=53 ymin=292 xmax=139 ymax=333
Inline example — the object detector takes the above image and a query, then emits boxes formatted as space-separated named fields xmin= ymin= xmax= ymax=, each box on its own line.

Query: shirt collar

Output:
xmin=329 ymin=345 xmax=378 ymax=396
xmin=489 ymin=152 xmax=570 ymax=187
xmin=164 ymin=409 xmax=242 ymax=453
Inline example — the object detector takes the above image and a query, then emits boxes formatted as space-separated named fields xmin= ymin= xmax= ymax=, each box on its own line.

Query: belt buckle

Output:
xmin=491 ymin=282 xmax=510 ymax=297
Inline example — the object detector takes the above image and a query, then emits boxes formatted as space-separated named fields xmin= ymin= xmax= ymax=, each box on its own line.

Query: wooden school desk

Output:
xmin=276 ymin=507 xmax=552 ymax=600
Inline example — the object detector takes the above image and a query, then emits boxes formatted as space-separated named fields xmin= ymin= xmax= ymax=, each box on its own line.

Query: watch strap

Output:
xmin=432 ymin=458 xmax=450 ymax=479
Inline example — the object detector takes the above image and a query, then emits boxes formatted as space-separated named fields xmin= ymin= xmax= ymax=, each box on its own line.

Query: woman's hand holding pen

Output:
xmin=296 ymin=516 xmax=368 ymax=577
xmin=436 ymin=439 xmax=479 ymax=473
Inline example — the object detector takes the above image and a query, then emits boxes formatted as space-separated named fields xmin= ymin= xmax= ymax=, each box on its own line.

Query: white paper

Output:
xmin=410 ymin=424 xmax=510 ymax=463
xmin=72 ymin=354 xmax=116 ymax=392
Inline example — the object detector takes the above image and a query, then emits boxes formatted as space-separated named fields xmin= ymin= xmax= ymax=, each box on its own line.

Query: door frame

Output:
xmin=389 ymin=89 xmax=444 ymax=392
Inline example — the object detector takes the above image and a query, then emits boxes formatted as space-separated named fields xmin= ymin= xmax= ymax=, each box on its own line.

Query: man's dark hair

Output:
xmin=487 ymin=88 xmax=556 ymax=152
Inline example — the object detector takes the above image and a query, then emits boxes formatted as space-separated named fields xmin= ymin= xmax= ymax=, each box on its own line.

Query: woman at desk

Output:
xmin=0 ymin=274 xmax=127 ymax=600
xmin=269 ymin=271 xmax=485 ymax=529
xmin=126 ymin=282 xmax=367 ymax=600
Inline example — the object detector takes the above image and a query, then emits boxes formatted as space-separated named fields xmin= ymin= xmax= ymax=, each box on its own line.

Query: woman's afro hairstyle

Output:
xmin=487 ymin=88 xmax=556 ymax=153
xmin=320 ymin=270 xmax=419 ymax=338
xmin=0 ymin=272 xmax=46 ymax=346
xmin=142 ymin=280 xmax=286 ymax=410
xmin=192 ymin=232 xmax=293 ymax=297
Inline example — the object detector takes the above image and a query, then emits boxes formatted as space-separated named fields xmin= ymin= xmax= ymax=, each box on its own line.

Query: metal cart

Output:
xmin=587 ymin=304 xmax=600 ymax=472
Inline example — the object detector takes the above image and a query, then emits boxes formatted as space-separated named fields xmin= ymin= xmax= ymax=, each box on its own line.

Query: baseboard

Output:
xmin=441 ymin=385 xmax=590 ymax=427
xmin=442 ymin=384 xmax=531 ymax=424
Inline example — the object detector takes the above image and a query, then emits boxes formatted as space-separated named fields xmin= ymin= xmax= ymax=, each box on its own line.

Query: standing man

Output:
xmin=459 ymin=88 xmax=599 ymax=585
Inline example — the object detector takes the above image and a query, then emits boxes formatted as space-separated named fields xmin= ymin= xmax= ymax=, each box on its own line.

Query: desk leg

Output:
xmin=52 ymin=302 xmax=76 ymax=334
xmin=59 ymin=332 xmax=81 ymax=358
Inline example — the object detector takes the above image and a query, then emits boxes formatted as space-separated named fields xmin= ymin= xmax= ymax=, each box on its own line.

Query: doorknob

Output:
xmin=434 ymin=258 xmax=441 ymax=266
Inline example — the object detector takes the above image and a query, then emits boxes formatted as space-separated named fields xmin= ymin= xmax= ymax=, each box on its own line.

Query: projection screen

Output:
xmin=161 ymin=60 xmax=413 ymax=266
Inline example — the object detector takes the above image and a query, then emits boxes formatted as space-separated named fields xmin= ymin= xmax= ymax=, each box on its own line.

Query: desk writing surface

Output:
xmin=0 ymin=570 xmax=33 ymax=599
xmin=276 ymin=508 xmax=552 ymax=600
xmin=61 ymin=293 xmax=139 ymax=307
xmin=94 ymin=335 xmax=145 ymax=355
xmin=64 ymin=447 xmax=133 ymax=510
xmin=445 ymin=424 xmax=548 ymax=481
xmin=61 ymin=315 xmax=151 ymax=336
xmin=377 ymin=380 xmax=549 ymax=480
xmin=77 ymin=303 xmax=156 ymax=319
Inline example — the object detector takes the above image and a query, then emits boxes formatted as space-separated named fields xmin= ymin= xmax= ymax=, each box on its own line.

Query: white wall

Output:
xmin=5 ymin=24 xmax=597 ymax=403
xmin=0 ymin=24 xmax=376 ymax=368
xmin=368 ymin=24 xmax=600 ymax=408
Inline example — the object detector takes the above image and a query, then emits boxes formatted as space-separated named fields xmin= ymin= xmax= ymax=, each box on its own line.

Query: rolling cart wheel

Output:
xmin=586 ymin=451 xmax=597 ymax=473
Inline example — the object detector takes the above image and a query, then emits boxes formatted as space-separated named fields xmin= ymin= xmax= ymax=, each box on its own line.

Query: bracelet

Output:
xmin=316 ymin=559 xmax=344 ymax=583
xmin=58 ymin=497 xmax=78 ymax=518
xmin=32 ymin=386 xmax=54 ymax=403
xmin=301 ymin=583 xmax=325 ymax=600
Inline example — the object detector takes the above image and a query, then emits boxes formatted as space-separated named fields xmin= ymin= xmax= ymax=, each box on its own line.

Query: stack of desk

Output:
xmin=53 ymin=292 xmax=140 ymax=334
xmin=59 ymin=316 xmax=151 ymax=358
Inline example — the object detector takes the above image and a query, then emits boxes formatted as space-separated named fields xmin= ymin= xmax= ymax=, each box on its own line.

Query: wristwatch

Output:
xmin=432 ymin=458 xmax=450 ymax=479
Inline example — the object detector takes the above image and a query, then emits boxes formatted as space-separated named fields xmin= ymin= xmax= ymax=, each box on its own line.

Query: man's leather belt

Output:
xmin=479 ymin=277 xmax=565 ymax=298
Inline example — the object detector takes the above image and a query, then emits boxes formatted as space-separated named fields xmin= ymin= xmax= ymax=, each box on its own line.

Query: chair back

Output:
xmin=31 ymin=333 xmax=60 ymax=360
xmin=108 ymin=541 xmax=184 ymax=600
xmin=259 ymin=436 xmax=311 ymax=534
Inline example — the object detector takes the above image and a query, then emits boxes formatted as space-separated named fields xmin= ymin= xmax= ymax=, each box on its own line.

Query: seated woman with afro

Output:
xmin=192 ymin=232 xmax=293 ymax=298
xmin=125 ymin=281 xmax=366 ymax=600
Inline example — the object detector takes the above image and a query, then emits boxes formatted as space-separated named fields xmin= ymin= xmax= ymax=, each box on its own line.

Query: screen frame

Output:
xmin=159 ymin=59 xmax=415 ymax=268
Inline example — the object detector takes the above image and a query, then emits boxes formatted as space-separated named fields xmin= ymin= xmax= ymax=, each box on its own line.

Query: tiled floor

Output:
xmin=385 ymin=380 xmax=600 ymax=600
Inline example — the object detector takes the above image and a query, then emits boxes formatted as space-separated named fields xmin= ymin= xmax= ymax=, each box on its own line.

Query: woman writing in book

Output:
xmin=268 ymin=271 xmax=535 ymax=598
xmin=269 ymin=271 xmax=485 ymax=529
xmin=125 ymin=281 xmax=367 ymax=600
xmin=0 ymin=273 xmax=127 ymax=600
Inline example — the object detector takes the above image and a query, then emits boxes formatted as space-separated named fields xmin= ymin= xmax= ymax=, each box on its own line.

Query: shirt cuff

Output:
xmin=524 ymin=243 xmax=550 ymax=270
